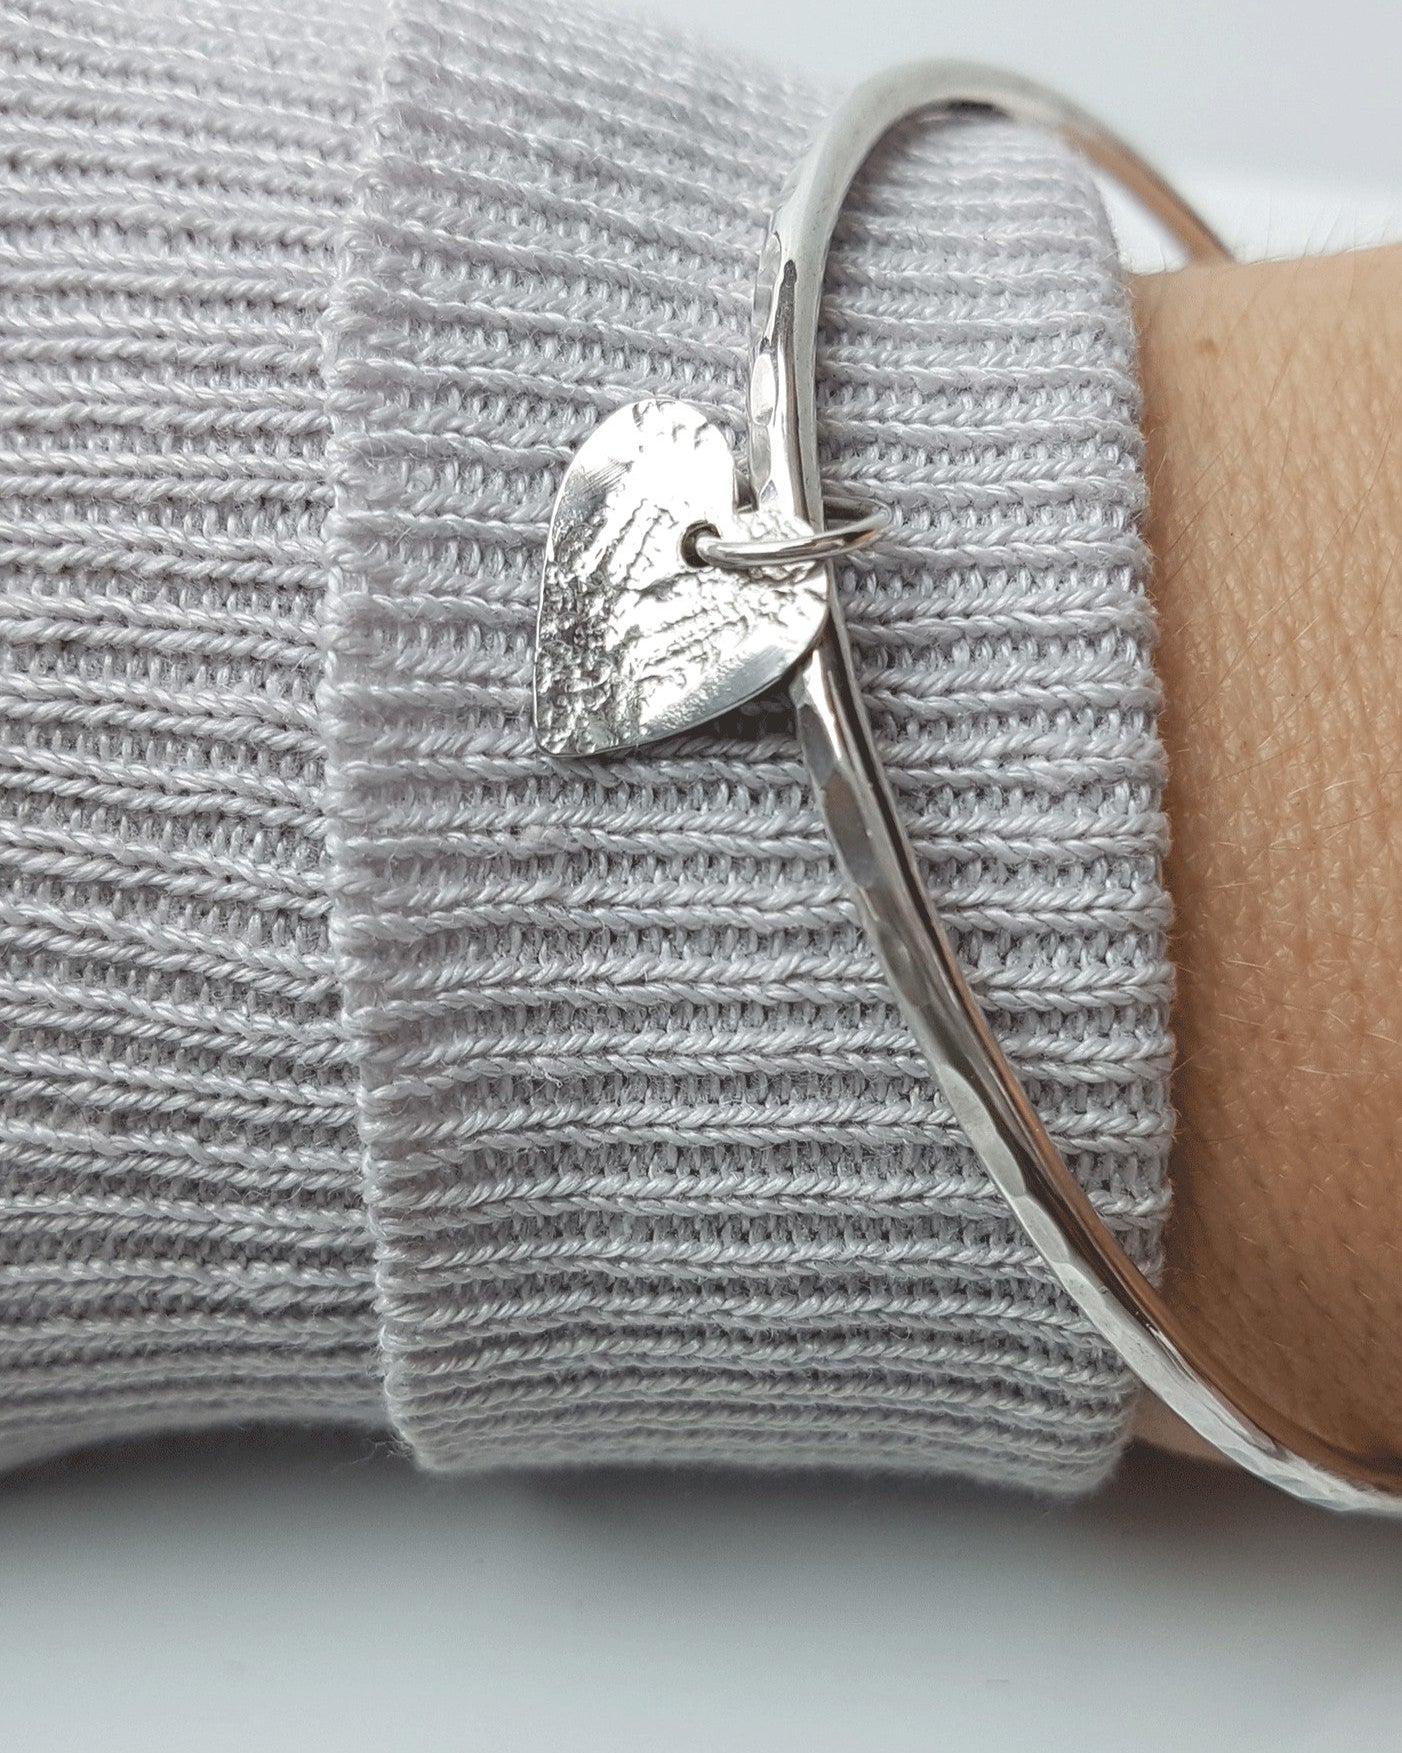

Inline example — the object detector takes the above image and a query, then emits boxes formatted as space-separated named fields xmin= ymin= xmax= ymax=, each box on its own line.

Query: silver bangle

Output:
xmin=532 ymin=61 xmax=1402 ymax=1513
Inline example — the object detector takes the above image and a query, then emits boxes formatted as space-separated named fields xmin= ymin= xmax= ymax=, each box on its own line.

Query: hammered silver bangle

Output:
xmin=530 ymin=60 xmax=1402 ymax=1514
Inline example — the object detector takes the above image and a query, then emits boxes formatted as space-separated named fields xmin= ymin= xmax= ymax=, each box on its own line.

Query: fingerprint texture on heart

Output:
xmin=534 ymin=399 xmax=827 ymax=757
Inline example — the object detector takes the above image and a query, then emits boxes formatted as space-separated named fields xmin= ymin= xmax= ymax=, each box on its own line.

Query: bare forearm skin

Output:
xmin=1130 ymin=246 xmax=1402 ymax=1461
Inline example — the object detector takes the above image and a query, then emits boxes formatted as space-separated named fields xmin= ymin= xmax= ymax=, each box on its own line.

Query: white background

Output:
xmin=639 ymin=0 xmax=1402 ymax=261
xmin=4 ymin=4 xmax=1400 ymax=1750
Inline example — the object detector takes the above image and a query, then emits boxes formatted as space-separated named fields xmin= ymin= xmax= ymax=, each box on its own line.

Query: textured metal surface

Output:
xmin=532 ymin=62 xmax=1402 ymax=1511
xmin=534 ymin=398 xmax=825 ymax=756
xmin=749 ymin=62 xmax=1400 ymax=1512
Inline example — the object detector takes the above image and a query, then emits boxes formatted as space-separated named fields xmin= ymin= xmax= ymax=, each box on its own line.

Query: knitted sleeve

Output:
xmin=0 ymin=0 xmax=1174 ymax=1492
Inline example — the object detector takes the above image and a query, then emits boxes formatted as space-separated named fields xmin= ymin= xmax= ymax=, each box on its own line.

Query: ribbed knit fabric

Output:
xmin=0 ymin=0 xmax=385 ymax=1467
xmin=321 ymin=0 xmax=1173 ymax=1491
xmin=0 ymin=0 xmax=1174 ymax=1491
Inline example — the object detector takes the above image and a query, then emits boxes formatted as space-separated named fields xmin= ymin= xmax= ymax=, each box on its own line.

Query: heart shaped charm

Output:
xmin=533 ymin=398 xmax=828 ymax=757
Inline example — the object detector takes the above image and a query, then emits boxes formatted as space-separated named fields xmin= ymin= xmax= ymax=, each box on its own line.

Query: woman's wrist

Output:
xmin=1131 ymin=245 xmax=1402 ymax=1459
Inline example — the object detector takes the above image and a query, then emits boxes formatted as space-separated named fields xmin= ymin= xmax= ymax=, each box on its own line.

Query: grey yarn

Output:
xmin=1 ymin=0 xmax=1174 ymax=1492
xmin=0 ymin=0 xmax=386 ymax=1468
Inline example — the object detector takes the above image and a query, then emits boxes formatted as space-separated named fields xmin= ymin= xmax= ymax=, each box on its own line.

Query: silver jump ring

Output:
xmin=690 ymin=500 xmax=888 ymax=571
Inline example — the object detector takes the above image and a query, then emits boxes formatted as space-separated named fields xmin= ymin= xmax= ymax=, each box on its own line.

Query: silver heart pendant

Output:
xmin=533 ymin=398 xmax=829 ymax=757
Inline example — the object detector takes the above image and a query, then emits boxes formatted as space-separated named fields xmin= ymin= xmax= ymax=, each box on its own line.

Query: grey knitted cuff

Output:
xmin=322 ymin=0 xmax=1174 ymax=1491
xmin=0 ymin=0 xmax=1169 ymax=1489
